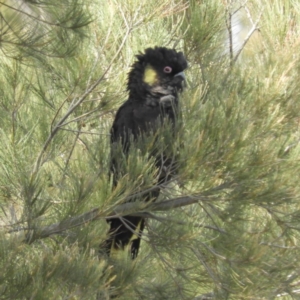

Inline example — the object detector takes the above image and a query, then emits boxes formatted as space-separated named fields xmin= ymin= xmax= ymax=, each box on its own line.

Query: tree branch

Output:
xmin=23 ymin=194 xmax=212 ymax=244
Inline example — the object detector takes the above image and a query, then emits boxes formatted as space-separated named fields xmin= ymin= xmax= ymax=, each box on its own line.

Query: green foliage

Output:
xmin=1 ymin=0 xmax=300 ymax=299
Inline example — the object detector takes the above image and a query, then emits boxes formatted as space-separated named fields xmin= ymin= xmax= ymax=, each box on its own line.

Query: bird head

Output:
xmin=127 ymin=47 xmax=188 ymax=101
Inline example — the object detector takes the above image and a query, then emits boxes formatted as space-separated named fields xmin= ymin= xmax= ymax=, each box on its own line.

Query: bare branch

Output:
xmin=225 ymin=5 xmax=234 ymax=61
xmin=232 ymin=7 xmax=262 ymax=64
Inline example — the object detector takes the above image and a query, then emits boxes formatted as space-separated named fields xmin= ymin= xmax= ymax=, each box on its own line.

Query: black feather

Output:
xmin=104 ymin=47 xmax=187 ymax=259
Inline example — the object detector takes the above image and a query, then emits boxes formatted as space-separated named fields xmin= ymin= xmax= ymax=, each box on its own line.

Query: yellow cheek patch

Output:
xmin=143 ymin=65 xmax=158 ymax=85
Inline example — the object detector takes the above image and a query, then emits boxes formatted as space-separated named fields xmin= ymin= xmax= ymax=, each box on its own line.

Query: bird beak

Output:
xmin=174 ymin=71 xmax=186 ymax=81
xmin=174 ymin=71 xmax=186 ymax=89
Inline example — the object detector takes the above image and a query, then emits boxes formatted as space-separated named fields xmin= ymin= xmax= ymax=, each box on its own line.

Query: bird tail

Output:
xmin=104 ymin=216 xmax=145 ymax=259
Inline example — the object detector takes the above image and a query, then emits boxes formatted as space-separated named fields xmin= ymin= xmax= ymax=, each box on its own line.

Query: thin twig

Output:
xmin=232 ymin=8 xmax=262 ymax=64
xmin=60 ymin=129 xmax=81 ymax=184
xmin=191 ymin=247 xmax=222 ymax=287
xmin=32 ymin=25 xmax=132 ymax=175
xmin=225 ymin=7 xmax=233 ymax=61
xmin=57 ymin=109 xmax=114 ymax=128
xmin=58 ymin=128 xmax=110 ymax=135
xmin=195 ymin=223 xmax=227 ymax=234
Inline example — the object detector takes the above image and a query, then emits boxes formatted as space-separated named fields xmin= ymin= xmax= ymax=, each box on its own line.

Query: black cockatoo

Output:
xmin=105 ymin=47 xmax=187 ymax=259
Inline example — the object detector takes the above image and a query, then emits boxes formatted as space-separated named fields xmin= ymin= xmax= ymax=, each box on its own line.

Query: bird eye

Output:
xmin=163 ymin=66 xmax=172 ymax=73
